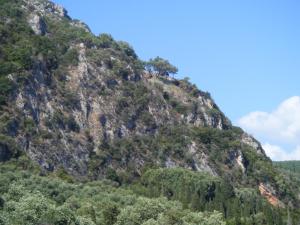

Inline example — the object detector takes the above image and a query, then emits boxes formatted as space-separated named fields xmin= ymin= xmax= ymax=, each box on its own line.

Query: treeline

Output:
xmin=0 ymin=159 xmax=298 ymax=225
xmin=0 ymin=160 xmax=225 ymax=225
xmin=136 ymin=168 xmax=288 ymax=225
xmin=274 ymin=161 xmax=300 ymax=174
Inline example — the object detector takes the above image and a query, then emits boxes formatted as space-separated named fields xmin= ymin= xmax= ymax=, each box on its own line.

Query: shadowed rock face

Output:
xmin=0 ymin=143 xmax=12 ymax=162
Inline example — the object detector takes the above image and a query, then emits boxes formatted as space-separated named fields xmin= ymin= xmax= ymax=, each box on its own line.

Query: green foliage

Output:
xmin=62 ymin=48 xmax=79 ymax=66
xmin=112 ymin=60 xmax=131 ymax=78
xmin=61 ymin=91 xmax=81 ymax=110
xmin=54 ymin=167 xmax=75 ymax=183
xmin=146 ymin=56 xmax=178 ymax=76
xmin=0 ymin=164 xmax=227 ymax=225
xmin=169 ymin=98 xmax=190 ymax=114
xmin=86 ymin=48 xmax=113 ymax=67
xmin=116 ymin=197 xmax=226 ymax=225
xmin=0 ymin=1 xmax=31 ymax=105
xmin=179 ymin=77 xmax=201 ymax=97
xmin=139 ymin=168 xmax=233 ymax=211
xmin=274 ymin=161 xmax=300 ymax=174
xmin=0 ymin=77 xmax=14 ymax=106
xmin=102 ymin=202 xmax=120 ymax=225
xmin=45 ymin=111 xmax=80 ymax=133
xmin=273 ymin=163 xmax=300 ymax=205
xmin=117 ymin=41 xmax=137 ymax=59
xmin=106 ymin=168 xmax=120 ymax=184
xmin=0 ymin=134 xmax=20 ymax=162
xmin=0 ymin=1 xmax=299 ymax=224
xmin=66 ymin=116 xmax=80 ymax=132
xmin=136 ymin=168 xmax=287 ymax=225
xmin=97 ymin=33 xmax=118 ymax=49
xmin=0 ymin=0 xmax=89 ymax=108
xmin=0 ymin=154 xmax=298 ymax=225
xmin=21 ymin=117 xmax=36 ymax=135
xmin=208 ymin=108 xmax=221 ymax=118
xmin=46 ymin=18 xmax=93 ymax=52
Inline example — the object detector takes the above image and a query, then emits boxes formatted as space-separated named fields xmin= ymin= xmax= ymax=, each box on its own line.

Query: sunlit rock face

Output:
xmin=28 ymin=14 xmax=47 ymax=35
xmin=3 ymin=0 xmax=268 ymax=185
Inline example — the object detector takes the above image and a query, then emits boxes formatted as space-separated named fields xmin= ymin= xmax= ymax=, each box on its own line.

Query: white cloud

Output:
xmin=263 ymin=143 xmax=300 ymax=161
xmin=238 ymin=96 xmax=300 ymax=144
xmin=237 ymin=96 xmax=300 ymax=161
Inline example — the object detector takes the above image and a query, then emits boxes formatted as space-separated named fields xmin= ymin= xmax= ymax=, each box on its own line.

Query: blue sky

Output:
xmin=53 ymin=0 xmax=300 ymax=160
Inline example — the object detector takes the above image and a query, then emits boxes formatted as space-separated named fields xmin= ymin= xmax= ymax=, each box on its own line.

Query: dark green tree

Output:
xmin=97 ymin=33 xmax=115 ymax=48
xmin=146 ymin=56 xmax=178 ymax=76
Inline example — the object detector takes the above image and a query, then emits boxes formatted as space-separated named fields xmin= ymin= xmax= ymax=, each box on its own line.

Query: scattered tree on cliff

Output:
xmin=146 ymin=56 xmax=178 ymax=76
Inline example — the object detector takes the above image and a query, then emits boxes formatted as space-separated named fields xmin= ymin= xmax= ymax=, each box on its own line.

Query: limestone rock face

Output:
xmin=28 ymin=14 xmax=47 ymax=35
xmin=8 ymin=40 xmax=252 ymax=178
xmin=241 ymin=133 xmax=265 ymax=155
xmin=52 ymin=3 xmax=67 ymax=17
xmin=23 ymin=0 xmax=69 ymax=18
xmin=259 ymin=183 xmax=284 ymax=208
xmin=3 ymin=0 xmax=269 ymax=183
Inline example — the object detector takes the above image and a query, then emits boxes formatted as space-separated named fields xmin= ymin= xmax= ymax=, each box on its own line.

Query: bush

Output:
xmin=0 ymin=135 xmax=20 ymax=162
xmin=61 ymin=91 xmax=81 ymax=110
xmin=118 ymin=41 xmax=137 ymax=59
xmin=97 ymin=33 xmax=115 ymax=48
xmin=22 ymin=118 xmax=36 ymax=135
xmin=66 ymin=116 xmax=80 ymax=132
xmin=0 ymin=77 xmax=13 ymax=106
xmin=62 ymin=48 xmax=79 ymax=66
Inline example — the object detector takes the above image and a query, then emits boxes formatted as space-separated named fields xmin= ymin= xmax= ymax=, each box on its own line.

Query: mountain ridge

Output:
xmin=0 ymin=0 xmax=300 ymax=223
xmin=0 ymin=0 xmax=282 ymax=192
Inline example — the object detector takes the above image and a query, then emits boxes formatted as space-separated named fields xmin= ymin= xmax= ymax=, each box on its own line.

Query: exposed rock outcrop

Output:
xmin=259 ymin=183 xmax=284 ymax=208
xmin=3 ymin=0 xmax=269 ymax=186
xmin=28 ymin=14 xmax=47 ymax=35
xmin=241 ymin=133 xmax=265 ymax=155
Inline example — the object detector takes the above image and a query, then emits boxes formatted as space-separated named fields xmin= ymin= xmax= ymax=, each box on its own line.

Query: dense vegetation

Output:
xmin=0 ymin=159 xmax=297 ymax=225
xmin=1 ymin=0 xmax=300 ymax=224
xmin=274 ymin=161 xmax=300 ymax=174
xmin=90 ymin=123 xmax=300 ymax=206
xmin=0 ymin=160 xmax=224 ymax=225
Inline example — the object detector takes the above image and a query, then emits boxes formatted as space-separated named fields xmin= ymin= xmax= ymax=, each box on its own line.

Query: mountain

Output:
xmin=0 ymin=0 xmax=300 ymax=224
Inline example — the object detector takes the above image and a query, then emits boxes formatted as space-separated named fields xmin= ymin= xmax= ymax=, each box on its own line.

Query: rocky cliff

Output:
xmin=0 ymin=0 xmax=299 ymax=209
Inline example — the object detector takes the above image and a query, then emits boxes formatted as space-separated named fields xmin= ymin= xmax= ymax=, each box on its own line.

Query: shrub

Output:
xmin=118 ymin=41 xmax=137 ymax=59
xmin=66 ymin=116 xmax=80 ymax=132
xmin=0 ymin=135 xmax=20 ymax=162
xmin=22 ymin=118 xmax=36 ymax=135
xmin=61 ymin=91 xmax=81 ymax=110
xmin=0 ymin=77 xmax=13 ymax=106
xmin=102 ymin=202 xmax=120 ymax=225
xmin=62 ymin=48 xmax=79 ymax=66
xmin=97 ymin=33 xmax=115 ymax=48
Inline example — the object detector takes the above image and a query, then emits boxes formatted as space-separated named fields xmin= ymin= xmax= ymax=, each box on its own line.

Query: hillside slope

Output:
xmin=0 ymin=0 xmax=265 ymax=181
xmin=0 ymin=0 xmax=300 ymax=224
xmin=274 ymin=161 xmax=300 ymax=174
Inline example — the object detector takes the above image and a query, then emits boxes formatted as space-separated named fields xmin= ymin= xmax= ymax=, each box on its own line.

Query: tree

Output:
xmin=98 ymin=33 xmax=115 ymax=48
xmin=118 ymin=41 xmax=137 ymax=59
xmin=146 ymin=56 xmax=178 ymax=76
xmin=102 ymin=202 xmax=120 ymax=225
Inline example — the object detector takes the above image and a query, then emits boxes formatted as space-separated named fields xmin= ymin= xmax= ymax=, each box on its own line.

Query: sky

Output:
xmin=53 ymin=0 xmax=300 ymax=161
